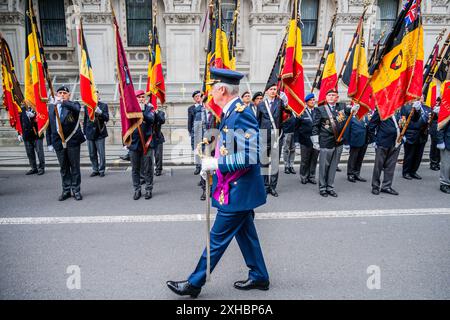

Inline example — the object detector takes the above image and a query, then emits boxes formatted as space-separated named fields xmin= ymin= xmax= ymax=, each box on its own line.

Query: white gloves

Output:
xmin=17 ymin=135 xmax=23 ymax=143
xmin=311 ymin=135 xmax=320 ymax=150
xmin=48 ymin=145 xmax=54 ymax=152
xmin=200 ymin=157 xmax=218 ymax=180
xmin=371 ymin=142 xmax=377 ymax=149
xmin=95 ymin=106 xmax=102 ymax=114
xmin=26 ymin=110 xmax=35 ymax=118
xmin=433 ymin=106 xmax=440 ymax=114
xmin=413 ymin=101 xmax=422 ymax=111
xmin=279 ymin=91 xmax=288 ymax=106
xmin=351 ymin=104 xmax=360 ymax=113
xmin=437 ymin=143 xmax=446 ymax=150
xmin=344 ymin=144 xmax=350 ymax=151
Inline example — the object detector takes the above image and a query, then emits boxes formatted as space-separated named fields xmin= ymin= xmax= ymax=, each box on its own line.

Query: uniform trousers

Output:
xmin=347 ymin=145 xmax=368 ymax=177
xmin=188 ymin=209 xmax=269 ymax=288
xmin=318 ymin=145 xmax=342 ymax=192
xmin=282 ymin=133 xmax=296 ymax=168
xmin=24 ymin=138 xmax=45 ymax=170
xmin=430 ymin=136 xmax=441 ymax=167
xmin=440 ymin=149 xmax=450 ymax=186
xmin=402 ymin=142 xmax=426 ymax=176
xmin=87 ymin=138 xmax=106 ymax=174
xmin=130 ymin=149 xmax=154 ymax=192
xmin=371 ymin=146 xmax=401 ymax=190
xmin=154 ymin=143 xmax=163 ymax=173
xmin=299 ymin=144 xmax=319 ymax=180
xmin=55 ymin=145 xmax=81 ymax=193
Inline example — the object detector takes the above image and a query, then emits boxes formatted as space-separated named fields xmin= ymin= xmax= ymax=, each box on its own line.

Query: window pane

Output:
xmin=221 ymin=0 xmax=236 ymax=37
xmin=374 ymin=0 xmax=399 ymax=43
xmin=126 ymin=0 xmax=153 ymax=46
xmin=38 ymin=0 xmax=67 ymax=46
xmin=301 ymin=0 xmax=319 ymax=46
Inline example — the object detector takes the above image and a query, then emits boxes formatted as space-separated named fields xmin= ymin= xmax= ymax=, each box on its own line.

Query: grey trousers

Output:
xmin=299 ymin=144 xmax=319 ymax=180
xmin=282 ymin=133 xmax=296 ymax=168
xmin=371 ymin=146 xmax=401 ymax=190
xmin=24 ymin=138 xmax=45 ymax=170
xmin=130 ymin=149 xmax=154 ymax=192
xmin=154 ymin=143 xmax=163 ymax=173
xmin=55 ymin=145 xmax=81 ymax=194
xmin=87 ymin=138 xmax=106 ymax=174
xmin=318 ymin=145 xmax=342 ymax=192
xmin=440 ymin=149 xmax=450 ymax=186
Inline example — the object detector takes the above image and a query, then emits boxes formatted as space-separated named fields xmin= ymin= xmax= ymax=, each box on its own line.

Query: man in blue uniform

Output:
xmin=343 ymin=107 xmax=371 ymax=183
xmin=188 ymin=90 xmax=203 ymax=175
xmin=47 ymin=86 xmax=86 ymax=201
xmin=429 ymin=98 xmax=441 ymax=171
xmin=151 ymin=104 xmax=165 ymax=176
xmin=401 ymin=99 xmax=430 ymax=180
xmin=167 ymin=68 xmax=269 ymax=298
xmin=83 ymin=91 xmax=109 ymax=177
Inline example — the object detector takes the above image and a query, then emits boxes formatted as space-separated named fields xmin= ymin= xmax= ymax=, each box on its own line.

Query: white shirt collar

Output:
xmin=222 ymin=96 xmax=240 ymax=115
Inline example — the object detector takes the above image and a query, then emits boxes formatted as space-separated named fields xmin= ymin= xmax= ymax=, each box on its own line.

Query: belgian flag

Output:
xmin=213 ymin=8 xmax=232 ymax=70
xmin=370 ymin=0 xmax=424 ymax=120
xmin=0 ymin=36 xmax=23 ymax=135
xmin=317 ymin=31 xmax=337 ymax=106
xmin=78 ymin=19 xmax=98 ymax=122
xmin=435 ymin=44 xmax=450 ymax=130
xmin=424 ymin=80 xmax=437 ymax=108
xmin=24 ymin=0 xmax=49 ymax=136
xmin=146 ymin=24 xmax=166 ymax=109
xmin=342 ymin=21 xmax=374 ymax=119
xmin=280 ymin=0 xmax=305 ymax=116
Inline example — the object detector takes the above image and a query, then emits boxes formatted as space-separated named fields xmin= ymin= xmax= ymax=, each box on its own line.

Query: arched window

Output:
xmin=221 ymin=0 xmax=238 ymax=40
xmin=126 ymin=0 xmax=153 ymax=47
xmin=374 ymin=0 xmax=399 ymax=42
xmin=300 ymin=0 xmax=319 ymax=46
xmin=38 ymin=0 xmax=67 ymax=46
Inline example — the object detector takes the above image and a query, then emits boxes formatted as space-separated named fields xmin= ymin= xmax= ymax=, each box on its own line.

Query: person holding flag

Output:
xmin=436 ymin=106 xmax=450 ymax=194
xmin=19 ymin=105 xmax=45 ymax=176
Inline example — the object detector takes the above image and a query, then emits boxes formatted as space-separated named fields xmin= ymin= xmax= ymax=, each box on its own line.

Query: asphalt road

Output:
xmin=0 ymin=164 xmax=449 ymax=299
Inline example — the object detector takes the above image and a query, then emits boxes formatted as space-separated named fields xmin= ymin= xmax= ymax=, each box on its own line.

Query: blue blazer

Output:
xmin=400 ymin=104 xmax=429 ymax=144
xmin=82 ymin=101 xmax=109 ymax=141
xmin=343 ymin=115 xmax=370 ymax=148
xmin=212 ymin=98 xmax=267 ymax=213
xmin=368 ymin=109 xmax=401 ymax=149
xmin=129 ymin=104 xmax=155 ymax=153
xmin=294 ymin=108 xmax=314 ymax=147
xmin=48 ymin=101 xmax=86 ymax=151
xmin=19 ymin=106 xmax=40 ymax=141
xmin=437 ymin=122 xmax=450 ymax=151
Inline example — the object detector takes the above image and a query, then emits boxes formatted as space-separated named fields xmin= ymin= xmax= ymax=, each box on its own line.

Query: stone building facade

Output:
xmin=1 ymin=0 xmax=450 ymax=146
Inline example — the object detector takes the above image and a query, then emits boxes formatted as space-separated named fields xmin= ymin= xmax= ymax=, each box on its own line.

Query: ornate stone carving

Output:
xmin=423 ymin=14 xmax=450 ymax=25
xmin=81 ymin=12 xmax=112 ymax=24
xmin=248 ymin=13 xmax=289 ymax=26
xmin=163 ymin=13 xmax=202 ymax=24
xmin=336 ymin=13 xmax=367 ymax=24
xmin=0 ymin=12 xmax=24 ymax=25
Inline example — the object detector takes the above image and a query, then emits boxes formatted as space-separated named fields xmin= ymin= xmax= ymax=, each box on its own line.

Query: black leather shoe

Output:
xmin=37 ymin=169 xmax=45 ymax=175
xmin=233 ymin=279 xmax=270 ymax=291
xmin=354 ymin=175 xmax=366 ymax=182
xmin=166 ymin=280 xmax=201 ymax=298
xmin=327 ymin=190 xmax=338 ymax=197
xmin=372 ymin=187 xmax=380 ymax=195
xmin=284 ymin=168 xmax=290 ymax=174
xmin=73 ymin=192 xmax=83 ymax=201
xmin=289 ymin=167 xmax=296 ymax=174
xmin=380 ymin=187 xmax=399 ymax=196
xmin=58 ymin=192 xmax=71 ymax=201
xmin=336 ymin=166 xmax=342 ymax=172
xmin=90 ymin=172 xmax=99 ymax=177
xmin=99 ymin=172 xmax=105 ymax=177
xmin=440 ymin=185 xmax=450 ymax=194
xmin=133 ymin=190 xmax=141 ymax=200
xmin=200 ymin=191 xmax=206 ymax=201
xmin=403 ymin=174 xmax=413 ymax=180
xmin=26 ymin=169 xmax=38 ymax=175
xmin=347 ymin=175 xmax=356 ymax=183
xmin=308 ymin=178 xmax=317 ymax=185
xmin=155 ymin=171 xmax=162 ymax=176
xmin=140 ymin=180 xmax=145 ymax=185
xmin=300 ymin=178 xmax=308 ymax=184
xmin=410 ymin=173 xmax=422 ymax=180
xmin=144 ymin=191 xmax=152 ymax=200
xmin=269 ymin=189 xmax=278 ymax=197
xmin=194 ymin=167 xmax=201 ymax=175
xmin=320 ymin=190 xmax=328 ymax=197
xmin=120 ymin=154 xmax=130 ymax=161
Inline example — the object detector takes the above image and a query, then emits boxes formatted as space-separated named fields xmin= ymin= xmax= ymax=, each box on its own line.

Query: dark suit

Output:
xmin=256 ymin=97 xmax=287 ymax=192
xmin=401 ymin=104 xmax=429 ymax=176
xmin=48 ymin=100 xmax=85 ymax=194
xmin=129 ymin=104 xmax=155 ymax=192
xmin=312 ymin=103 xmax=349 ymax=192
xmin=188 ymin=104 xmax=196 ymax=151
xmin=368 ymin=110 xmax=402 ymax=190
xmin=20 ymin=106 xmax=45 ymax=171
xmin=344 ymin=115 xmax=370 ymax=178
xmin=429 ymin=109 xmax=440 ymax=168
xmin=83 ymin=101 xmax=109 ymax=174
xmin=151 ymin=108 xmax=165 ymax=174
xmin=295 ymin=107 xmax=318 ymax=180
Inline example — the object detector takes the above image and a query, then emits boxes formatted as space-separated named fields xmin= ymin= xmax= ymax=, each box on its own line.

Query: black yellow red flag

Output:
xmin=370 ymin=0 xmax=424 ymax=120
xmin=146 ymin=24 xmax=166 ymax=109
xmin=24 ymin=0 xmax=49 ymax=136
xmin=317 ymin=32 xmax=337 ymax=105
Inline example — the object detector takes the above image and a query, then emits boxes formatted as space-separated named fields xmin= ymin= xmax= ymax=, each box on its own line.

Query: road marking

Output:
xmin=1 ymin=208 xmax=450 ymax=225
